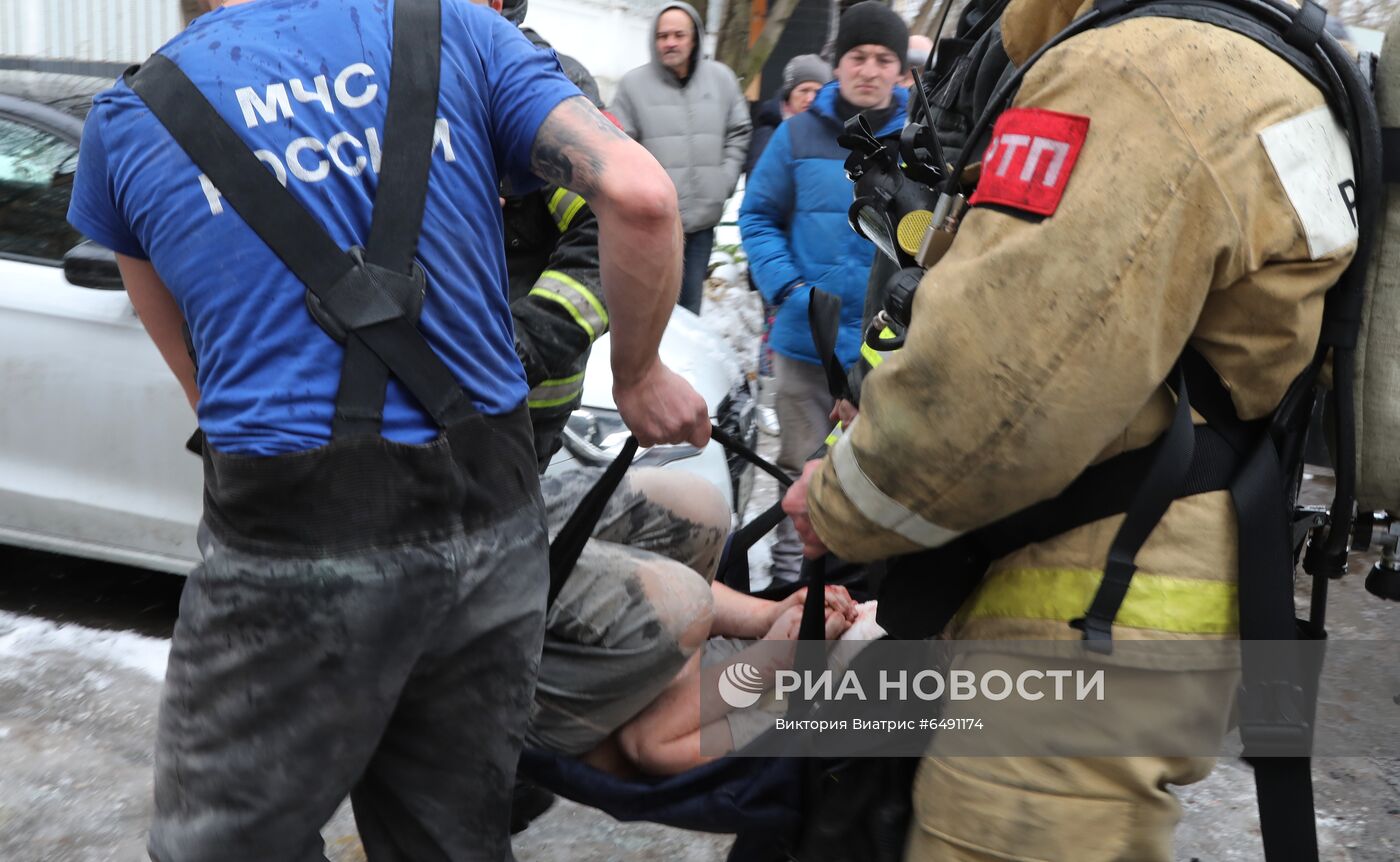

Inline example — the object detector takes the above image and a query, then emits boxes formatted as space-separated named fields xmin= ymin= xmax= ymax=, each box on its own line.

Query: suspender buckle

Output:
xmin=306 ymin=246 xmax=426 ymax=342
xmin=1068 ymin=615 xmax=1115 ymax=653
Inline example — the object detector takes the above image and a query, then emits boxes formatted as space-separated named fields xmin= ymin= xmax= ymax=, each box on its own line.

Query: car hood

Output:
xmin=580 ymin=308 xmax=740 ymax=416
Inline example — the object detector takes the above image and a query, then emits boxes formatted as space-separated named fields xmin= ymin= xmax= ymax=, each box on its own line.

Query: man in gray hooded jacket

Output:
xmin=611 ymin=2 xmax=751 ymax=314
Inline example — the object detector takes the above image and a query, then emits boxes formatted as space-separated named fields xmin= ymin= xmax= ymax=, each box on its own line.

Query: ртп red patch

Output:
xmin=968 ymin=107 xmax=1090 ymax=217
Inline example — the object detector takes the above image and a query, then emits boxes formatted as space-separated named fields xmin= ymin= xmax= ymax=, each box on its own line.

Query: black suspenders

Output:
xmin=127 ymin=0 xmax=476 ymax=438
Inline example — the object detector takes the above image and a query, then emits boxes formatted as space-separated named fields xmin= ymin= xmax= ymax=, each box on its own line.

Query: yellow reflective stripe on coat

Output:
xmin=824 ymin=421 xmax=845 ymax=448
xmin=860 ymin=326 xmax=899 ymax=369
xmin=529 ymin=271 xmax=608 ymax=342
xmin=547 ymin=187 xmax=587 ymax=232
xmin=830 ymin=432 xmax=962 ymax=548
xmin=959 ymin=568 xmax=1239 ymax=634
xmin=527 ymin=371 xmax=585 ymax=409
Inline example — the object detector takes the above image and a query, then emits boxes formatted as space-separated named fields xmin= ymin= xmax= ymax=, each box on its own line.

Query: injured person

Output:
xmin=530 ymin=465 xmax=863 ymax=778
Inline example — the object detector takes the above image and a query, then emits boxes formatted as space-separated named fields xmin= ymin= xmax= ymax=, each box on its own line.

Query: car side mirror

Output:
xmin=62 ymin=240 xmax=124 ymax=290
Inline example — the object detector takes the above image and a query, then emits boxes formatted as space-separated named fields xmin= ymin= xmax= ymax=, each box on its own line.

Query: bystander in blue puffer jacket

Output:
xmin=739 ymin=79 xmax=908 ymax=369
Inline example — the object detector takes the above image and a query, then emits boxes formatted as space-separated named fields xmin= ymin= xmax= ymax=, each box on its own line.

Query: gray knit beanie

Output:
xmin=781 ymin=54 xmax=834 ymax=99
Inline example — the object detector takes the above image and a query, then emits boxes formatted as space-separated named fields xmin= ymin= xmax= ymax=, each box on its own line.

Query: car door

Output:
xmin=0 ymin=102 xmax=201 ymax=573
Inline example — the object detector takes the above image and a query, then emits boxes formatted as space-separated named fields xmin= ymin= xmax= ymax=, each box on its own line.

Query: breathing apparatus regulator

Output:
xmin=839 ymin=0 xmax=972 ymax=352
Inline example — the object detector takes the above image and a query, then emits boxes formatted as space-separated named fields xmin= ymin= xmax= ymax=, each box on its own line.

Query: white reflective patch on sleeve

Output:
xmin=830 ymin=433 xmax=962 ymax=549
xmin=1258 ymin=106 xmax=1359 ymax=260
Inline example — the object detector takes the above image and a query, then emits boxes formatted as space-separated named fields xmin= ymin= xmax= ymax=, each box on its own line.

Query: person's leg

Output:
xmin=903 ymin=650 xmax=1234 ymax=862
xmin=905 ymin=756 xmax=1217 ymax=862
xmin=147 ymin=526 xmax=464 ymax=862
xmin=350 ymin=504 xmax=549 ymax=862
xmin=528 ymin=540 xmax=715 ymax=756
xmin=678 ymin=228 xmax=715 ymax=314
xmin=541 ymin=466 xmax=731 ymax=581
xmin=770 ymin=352 xmax=837 ymax=583
xmin=756 ymin=298 xmax=780 ymax=435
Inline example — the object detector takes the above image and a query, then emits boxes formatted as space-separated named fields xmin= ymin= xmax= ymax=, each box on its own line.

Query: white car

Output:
xmin=0 ymin=70 xmax=754 ymax=576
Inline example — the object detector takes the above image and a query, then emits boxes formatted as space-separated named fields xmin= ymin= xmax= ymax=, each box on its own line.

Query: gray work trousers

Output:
xmin=771 ymin=352 xmax=836 ymax=582
xmin=149 ymin=403 xmax=546 ymax=862
xmin=149 ymin=510 xmax=547 ymax=862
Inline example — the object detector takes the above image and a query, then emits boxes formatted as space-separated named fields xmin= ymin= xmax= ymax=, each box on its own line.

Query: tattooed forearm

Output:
xmin=530 ymin=95 xmax=627 ymax=198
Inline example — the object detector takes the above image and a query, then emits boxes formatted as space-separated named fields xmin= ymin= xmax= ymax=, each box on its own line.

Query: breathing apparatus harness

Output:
xmin=837 ymin=1 xmax=1389 ymax=860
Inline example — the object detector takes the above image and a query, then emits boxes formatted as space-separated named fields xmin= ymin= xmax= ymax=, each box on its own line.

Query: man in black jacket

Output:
xmin=498 ymin=0 xmax=611 ymax=468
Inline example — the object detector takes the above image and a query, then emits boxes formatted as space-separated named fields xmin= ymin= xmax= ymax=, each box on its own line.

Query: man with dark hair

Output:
xmin=67 ymin=0 xmax=708 ymax=858
xmin=740 ymin=0 xmax=908 ymax=584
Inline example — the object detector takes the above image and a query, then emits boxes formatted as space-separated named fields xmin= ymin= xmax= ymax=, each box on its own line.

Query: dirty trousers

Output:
xmin=528 ymin=466 xmax=728 ymax=755
xmin=149 ymin=413 xmax=547 ymax=862
xmin=772 ymin=352 xmax=837 ymax=583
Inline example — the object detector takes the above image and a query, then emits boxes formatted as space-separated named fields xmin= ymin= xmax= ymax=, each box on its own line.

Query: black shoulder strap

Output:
xmin=808 ymin=288 xmax=853 ymax=403
xmin=126 ymin=0 xmax=474 ymax=432
xmin=335 ymin=0 xmax=447 ymax=436
xmin=1069 ymin=362 xmax=1195 ymax=646
xmin=1110 ymin=0 xmax=1328 ymax=93
xmin=1181 ymin=353 xmax=1323 ymax=862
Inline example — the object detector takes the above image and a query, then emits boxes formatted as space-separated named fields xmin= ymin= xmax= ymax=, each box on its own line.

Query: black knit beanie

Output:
xmin=834 ymin=1 xmax=909 ymax=64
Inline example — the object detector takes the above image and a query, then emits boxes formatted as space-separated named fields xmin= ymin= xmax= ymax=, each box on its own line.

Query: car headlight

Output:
xmin=562 ymin=407 xmax=705 ymax=467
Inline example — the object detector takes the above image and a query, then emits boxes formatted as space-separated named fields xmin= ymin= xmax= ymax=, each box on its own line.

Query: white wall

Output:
xmin=527 ymin=0 xmax=656 ymax=103
xmin=0 ymin=0 xmax=183 ymax=65
xmin=0 ymin=0 xmax=657 ymax=102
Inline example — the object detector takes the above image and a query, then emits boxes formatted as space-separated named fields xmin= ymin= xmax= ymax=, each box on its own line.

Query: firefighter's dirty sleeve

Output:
xmin=511 ymin=184 xmax=607 ymax=399
xmin=806 ymin=21 xmax=1353 ymax=562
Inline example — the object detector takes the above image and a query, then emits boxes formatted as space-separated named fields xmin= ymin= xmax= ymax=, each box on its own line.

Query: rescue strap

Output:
xmin=808 ymin=288 xmax=854 ymax=403
xmin=126 ymin=0 xmax=476 ymax=438
xmin=547 ymin=424 xmax=792 ymax=605
xmin=548 ymin=435 xmax=639 ymax=604
xmin=789 ymin=292 xmax=847 ymax=692
xmin=709 ymin=423 xmax=798 ymax=596
xmin=550 ymin=291 xmax=848 ymax=617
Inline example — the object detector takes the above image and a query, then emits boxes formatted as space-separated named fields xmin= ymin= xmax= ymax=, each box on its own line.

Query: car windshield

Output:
xmin=0 ymin=70 xmax=107 ymax=121
xmin=0 ymin=71 xmax=101 ymax=263
xmin=0 ymin=117 xmax=81 ymax=261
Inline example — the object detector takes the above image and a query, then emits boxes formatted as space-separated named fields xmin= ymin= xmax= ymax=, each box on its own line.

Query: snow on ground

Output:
xmin=0 ymin=610 xmax=168 ymax=681
xmin=697 ymin=253 xmax=782 ymax=591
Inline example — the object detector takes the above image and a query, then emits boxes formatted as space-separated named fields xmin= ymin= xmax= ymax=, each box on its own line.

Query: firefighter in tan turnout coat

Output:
xmin=783 ymin=0 xmax=1360 ymax=857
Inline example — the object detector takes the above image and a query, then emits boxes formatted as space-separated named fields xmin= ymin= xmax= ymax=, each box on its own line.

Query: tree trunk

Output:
xmin=736 ymin=0 xmax=804 ymax=83
xmin=912 ymin=0 xmax=966 ymax=38
xmin=715 ymin=0 xmax=754 ymax=73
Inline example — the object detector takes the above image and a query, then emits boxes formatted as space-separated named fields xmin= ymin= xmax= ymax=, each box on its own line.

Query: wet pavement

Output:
xmin=0 ymin=470 xmax=1395 ymax=861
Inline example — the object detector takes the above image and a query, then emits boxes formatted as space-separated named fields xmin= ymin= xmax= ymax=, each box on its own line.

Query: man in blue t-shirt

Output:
xmin=68 ymin=0 xmax=708 ymax=858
